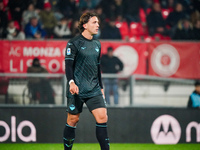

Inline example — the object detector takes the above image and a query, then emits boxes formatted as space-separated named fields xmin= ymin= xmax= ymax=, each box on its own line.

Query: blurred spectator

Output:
xmin=112 ymin=0 xmax=124 ymax=19
xmin=58 ymin=0 xmax=78 ymax=19
xmin=147 ymin=2 xmax=167 ymax=36
xmin=173 ymin=19 xmax=195 ymax=40
xmin=166 ymin=3 xmax=188 ymax=28
xmin=101 ymin=19 xmax=121 ymax=39
xmin=7 ymin=0 xmax=30 ymax=26
xmin=98 ymin=0 xmax=124 ymax=20
xmin=0 ymin=1 xmax=7 ymax=29
xmin=49 ymin=0 xmax=60 ymax=12
xmin=25 ymin=16 xmax=46 ymax=39
xmin=49 ymin=0 xmax=64 ymax=21
xmin=32 ymin=0 xmax=44 ymax=12
xmin=0 ymin=0 xmax=7 ymax=38
xmin=123 ymin=0 xmax=144 ymax=22
xmin=177 ymin=0 xmax=192 ymax=14
xmin=166 ymin=3 xmax=188 ymax=37
xmin=98 ymin=0 xmax=114 ymax=19
xmin=39 ymin=2 xmax=57 ymax=38
xmin=101 ymin=47 xmax=123 ymax=105
xmin=27 ymin=58 xmax=55 ymax=104
xmin=54 ymin=17 xmax=72 ymax=39
xmin=142 ymin=0 xmax=153 ymax=11
xmin=193 ymin=0 xmax=200 ymax=12
xmin=54 ymin=11 xmax=64 ymax=22
xmin=95 ymin=5 xmax=106 ymax=28
xmin=3 ymin=20 xmax=25 ymax=40
xmin=70 ymin=20 xmax=80 ymax=37
xmin=190 ymin=10 xmax=200 ymax=25
xmin=22 ymin=3 xmax=40 ymax=29
xmin=187 ymin=80 xmax=200 ymax=108
xmin=1 ymin=0 xmax=8 ymax=11
xmin=79 ymin=0 xmax=101 ymax=10
xmin=160 ymin=0 xmax=176 ymax=9
xmin=193 ymin=19 xmax=200 ymax=40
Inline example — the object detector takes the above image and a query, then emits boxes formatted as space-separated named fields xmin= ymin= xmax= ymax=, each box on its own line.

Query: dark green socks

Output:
xmin=96 ymin=122 xmax=110 ymax=150
xmin=63 ymin=124 xmax=76 ymax=150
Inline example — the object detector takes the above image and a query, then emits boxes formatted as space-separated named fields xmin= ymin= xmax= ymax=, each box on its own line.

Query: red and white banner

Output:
xmin=101 ymin=41 xmax=147 ymax=76
xmin=0 ymin=40 xmax=67 ymax=73
xmin=148 ymin=42 xmax=200 ymax=79
xmin=0 ymin=40 xmax=147 ymax=75
xmin=0 ymin=40 xmax=199 ymax=79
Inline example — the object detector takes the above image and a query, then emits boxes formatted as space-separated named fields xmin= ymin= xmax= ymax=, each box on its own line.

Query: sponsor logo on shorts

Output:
xmin=69 ymin=104 xmax=75 ymax=111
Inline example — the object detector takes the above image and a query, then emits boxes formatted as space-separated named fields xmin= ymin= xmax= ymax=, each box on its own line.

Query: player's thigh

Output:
xmin=85 ymin=95 xmax=106 ymax=112
xmin=92 ymin=108 xmax=108 ymax=123
xmin=85 ymin=95 xmax=107 ymax=123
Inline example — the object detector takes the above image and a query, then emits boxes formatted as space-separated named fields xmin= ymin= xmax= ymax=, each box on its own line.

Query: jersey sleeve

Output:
xmin=65 ymin=42 xmax=77 ymax=61
xmin=65 ymin=42 xmax=77 ymax=81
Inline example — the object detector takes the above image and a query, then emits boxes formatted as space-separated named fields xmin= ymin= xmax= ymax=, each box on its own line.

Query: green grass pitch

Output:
xmin=0 ymin=143 xmax=200 ymax=150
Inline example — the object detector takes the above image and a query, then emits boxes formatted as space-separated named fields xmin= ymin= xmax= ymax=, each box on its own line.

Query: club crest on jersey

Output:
xmin=67 ymin=48 xmax=71 ymax=55
xmin=81 ymin=47 xmax=86 ymax=50
xmin=95 ymin=47 xmax=99 ymax=52
xmin=68 ymin=43 xmax=72 ymax=45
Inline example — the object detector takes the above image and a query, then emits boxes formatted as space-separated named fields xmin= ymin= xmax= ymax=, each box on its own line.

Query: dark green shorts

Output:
xmin=66 ymin=94 xmax=107 ymax=115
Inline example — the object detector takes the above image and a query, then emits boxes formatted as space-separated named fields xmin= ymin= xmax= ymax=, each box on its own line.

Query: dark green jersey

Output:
xmin=65 ymin=34 xmax=102 ymax=98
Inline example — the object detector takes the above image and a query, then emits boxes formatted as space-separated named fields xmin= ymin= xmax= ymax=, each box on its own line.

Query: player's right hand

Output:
xmin=70 ymin=82 xmax=79 ymax=95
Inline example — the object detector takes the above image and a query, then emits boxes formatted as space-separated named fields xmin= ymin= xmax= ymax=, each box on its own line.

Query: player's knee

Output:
xmin=97 ymin=114 xmax=108 ymax=123
xmin=67 ymin=115 xmax=79 ymax=126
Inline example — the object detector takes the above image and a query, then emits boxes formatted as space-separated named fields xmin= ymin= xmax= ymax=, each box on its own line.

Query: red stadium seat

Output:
xmin=139 ymin=8 xmax=146 ymax=23
xmin=129 ymin=36 xmax=141 ymax=42
xmin=129 ymin=22 xmax=148 ymax=37
xmin=153 ymin=33 xmax=171 ymax=41
xmin=3 ymin=0 xmax=9 ymax=11
xmin=14 ymin=21 xmax=20 ymax=30
xmin=161 ymin=9 xmax=170 ymax=19
xmin=144 ymin=35 xmax=154 ymax=42
xmin=146 ymin=8 xmax=152 ymax=15
xmin=153 ymin=33 xmax=164 ymax=40
xmin=162 ymin=35 xmax=171 ymax=40
xmin=115 ymin=21 xmax=129 ymax=40
xmin=7 ymin=10 xmax=12 ymax=20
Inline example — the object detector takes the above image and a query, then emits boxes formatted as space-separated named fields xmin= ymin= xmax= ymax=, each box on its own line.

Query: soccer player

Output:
xmin=63 ymin=12 xmax=110 ymax=150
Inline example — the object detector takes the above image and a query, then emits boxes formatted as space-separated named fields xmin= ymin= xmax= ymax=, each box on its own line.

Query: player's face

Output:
xmin=84 ymin=16 xmax=99 ymax=35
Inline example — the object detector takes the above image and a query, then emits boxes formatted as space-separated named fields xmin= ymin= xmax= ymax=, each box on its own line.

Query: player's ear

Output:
xmin=83 ymin=23 xmax=87 ymax=30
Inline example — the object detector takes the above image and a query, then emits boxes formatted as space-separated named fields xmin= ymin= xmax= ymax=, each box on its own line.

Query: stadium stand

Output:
xmin=0 ymin=0 xmax=199 ymax=41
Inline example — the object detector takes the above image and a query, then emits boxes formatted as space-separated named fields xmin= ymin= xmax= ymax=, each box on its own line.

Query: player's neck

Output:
xmin=82 ymin=31 xmax=93 ymax=40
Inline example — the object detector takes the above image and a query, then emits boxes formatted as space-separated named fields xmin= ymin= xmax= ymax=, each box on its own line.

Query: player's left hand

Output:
xmin=70 ymin=82 xmax=79 ymax=95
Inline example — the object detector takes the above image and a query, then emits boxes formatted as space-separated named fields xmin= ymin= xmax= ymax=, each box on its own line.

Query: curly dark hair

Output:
xmin=78 ymin=12 xmax=99 ymax=33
